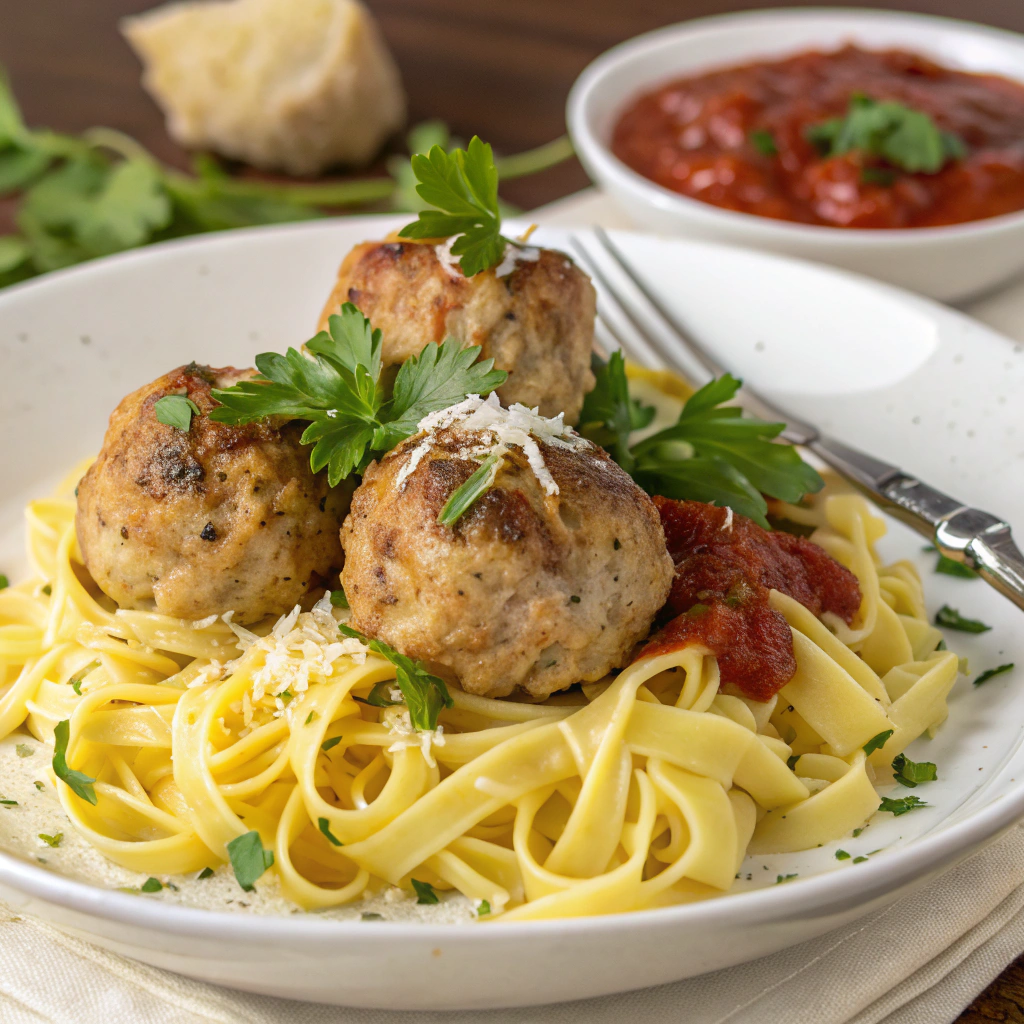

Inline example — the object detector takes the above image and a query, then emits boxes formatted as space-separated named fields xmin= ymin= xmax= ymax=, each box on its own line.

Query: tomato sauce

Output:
xmin=641 ymin=498 xmax=861 ymax=701
xmin=611 ymin=46 xmax=1024 ymax=228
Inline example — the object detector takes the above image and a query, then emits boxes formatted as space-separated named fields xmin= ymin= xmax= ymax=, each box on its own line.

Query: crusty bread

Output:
xmin=123 ymin=0 xmax=406 ymax=175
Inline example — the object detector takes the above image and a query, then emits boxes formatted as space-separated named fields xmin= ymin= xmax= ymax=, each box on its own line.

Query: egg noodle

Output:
xmin=0 ymin=462 xmax=959 ymax=920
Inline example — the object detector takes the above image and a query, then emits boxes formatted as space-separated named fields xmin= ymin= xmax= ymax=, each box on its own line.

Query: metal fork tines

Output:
xmin=568 ymin=227 xmax=1024 ymax=613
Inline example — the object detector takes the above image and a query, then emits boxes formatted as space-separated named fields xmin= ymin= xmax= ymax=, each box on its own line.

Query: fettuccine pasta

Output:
xmin=0 ymin=465 xmax=959 ymax=919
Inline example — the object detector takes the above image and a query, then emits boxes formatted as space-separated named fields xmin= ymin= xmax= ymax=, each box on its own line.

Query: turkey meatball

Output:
xmin=76 ymin=362 xmax=348 ymax=623
xmin=317 ymin=239 xmax=597 ymax=423
xmin=340 ymin=400 xmax=673 ymax=698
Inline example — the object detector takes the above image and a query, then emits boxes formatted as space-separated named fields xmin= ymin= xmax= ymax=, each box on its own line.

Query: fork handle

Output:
xmin=808 ymin=436 xmax=1024 ymax=613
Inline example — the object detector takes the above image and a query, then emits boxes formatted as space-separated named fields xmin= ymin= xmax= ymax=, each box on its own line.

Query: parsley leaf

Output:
xmin=339 ymin=623 xmax=453 ymax=731
xmin=438 ymin=453 xmax=502 ymax=527
xmin=775 ymin=873 xmax=798 ymax=884
xmin=863 ymin=729 xmax=894 ymax=755
xmin=321 ymin=736 xmax=342 ymax=752
xmin=806 ymin=94 xmax=966 ymax=174
xmin=750 ymin=130 xmax=778 ymax=157
xmin=154 ymin=394 xmax=201 ymax=431
xmin=210 ymin=304 xmax=505 ymax=488
xmin=141 ymin=877 xmax=163 ymax=893
xmin=879 ymin=795 xmax=928 ymax=816
xmin=923 ymin=546 xmax=978 ymax=579
xmin=38 ymin=832 xmax=62 ymax=847
xmin=615 ymin=373 xmax=823 ymax=528
xmin=68 ymin=660 xmax=99 ymax=696
xmin=974 ymin=663 xmax=1014 ymax=687
xmin=352 ymin=681 xmax=404 ymax=709
xmin=317 ymin=817 xmax=343 ymax=846
xmin=329 ymin=588 xmax=349 ymax=609
xmin=226 ymin=830 xmax=274 ymax=891
xmin=15 ymin=743 xmax=32 ymax=758
xmin=197 ymin=866 xmax=215 ymax=880
xmin=398 ymin=136 xmax=512 ymax=276
xmin=52 ymin=719 xmax=97 ymax=805
xmin=578 ymin=351 xmax=655 ymax=469
xmin=477 ymin=899 xmax=491 ymax=916
xmin=835 ymin=849 xmax=851 ymax=860
xmin=935 ymin=605 xmax=991 ymax=633
xmin=411 ymin=878 xmax=440 ymax=904
xmin=892 ymin=753 xmax=937 ymax=788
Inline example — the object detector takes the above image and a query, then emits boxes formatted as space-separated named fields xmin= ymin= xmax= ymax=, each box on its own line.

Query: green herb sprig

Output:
xmin=579 ymin=360 xmax=823 ymax=528
xmin=806 ymin=94 xmax=967 ymax=175
xmin=339 ymin=623 xmax=453 ymax=732
xmin=226 ymin=830 xmax=274 ymax=891
xmin=210 ymin=304 xmax=506 ymax=486
xmin=892 ymin=753 xmax=937 ymax=788
xmin=399 ymin=136 xmax=514 ymax=277
xmin=52 ymin=719 xmax=97 ymax=805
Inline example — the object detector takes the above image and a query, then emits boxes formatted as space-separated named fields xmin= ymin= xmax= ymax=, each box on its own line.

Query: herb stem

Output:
xmin=169 ymin=172 xmax=396 ymax=207
xmin=494 ymin=135 xmax=575 ymax=180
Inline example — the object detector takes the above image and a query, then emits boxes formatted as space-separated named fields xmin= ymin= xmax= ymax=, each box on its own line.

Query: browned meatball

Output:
xmin=317 ymin=239 xmax=597 ymax=423
xmin=340 ymin=420 xmax=673 ymax=698
xmin=76 ymin=363 xmax=349 ymax=623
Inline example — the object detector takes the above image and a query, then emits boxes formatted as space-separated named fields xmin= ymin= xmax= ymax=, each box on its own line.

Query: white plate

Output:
xmin=0 ymin=215 xmax=1023 ymax=1010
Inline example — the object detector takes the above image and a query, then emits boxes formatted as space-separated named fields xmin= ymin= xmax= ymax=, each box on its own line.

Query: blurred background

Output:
xmin=3 ymin=0 xmax=1024 ymax=211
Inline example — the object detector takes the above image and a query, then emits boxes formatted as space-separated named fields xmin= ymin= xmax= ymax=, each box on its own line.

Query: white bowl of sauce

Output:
xmin=567 ymin=8 xmax=1024 ymax=301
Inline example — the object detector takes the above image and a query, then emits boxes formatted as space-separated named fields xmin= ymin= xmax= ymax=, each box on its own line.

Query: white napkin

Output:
xmin=3 ymin=188 xmax=1023 ymax=1024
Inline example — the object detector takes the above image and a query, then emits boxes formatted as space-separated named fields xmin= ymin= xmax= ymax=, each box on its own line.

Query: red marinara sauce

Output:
xmin=611 ymin=46 xmax=1024 ymax=228
xmin=640 ymin=498 xmax=861 ymax=702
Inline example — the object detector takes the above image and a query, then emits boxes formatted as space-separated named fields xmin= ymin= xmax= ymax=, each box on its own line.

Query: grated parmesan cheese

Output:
xmin=383 ymin=707 xmax=445 ymax=768
xmin=394 ymin=392 xmax=590 ymax=498
xmin=433 ymin=237 xmax=541 ymax=280
xmin=722 ymin=507 xmax=734 ymax=532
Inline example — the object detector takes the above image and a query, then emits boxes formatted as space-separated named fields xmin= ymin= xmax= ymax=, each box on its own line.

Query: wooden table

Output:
xmin=2 ymin=2 xmax=1024 ymax=1020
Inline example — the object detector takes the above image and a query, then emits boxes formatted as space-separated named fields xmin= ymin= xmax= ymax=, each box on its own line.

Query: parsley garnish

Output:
xmin=141 ymin=877 xmax=163 ymax=893
xmin=0 ymin=799 xmax=17 ymax=806
xmin=398 ymin=136 xmax=512 ymax=277
xmin=852 ymin=856 xmax=869 ymax=864
xmin=68 ymin=660 xmax=99 ymax=696
xmin=975 ymin=663 xmax=1014 ymax=687
xmin=329 ymin=588 xmax=349 ymax=609
xmin=892 ymin=753 xmax=937 ymax=788
xmin=226 ymin=830 xmax=274 ymax=891
xmin=852 ymin=827 xmax=865 ymax=838
xmin=33 ymin=780 xmax=44 ymax=791
xmin=935 ymin=605 xmax=991 ymax=633
xmin=317 ymin=817 xmax=343 ymax=847
xmin=321 ymin=736 xmax=342 ymax=752
xmin=879 ymin=795 xmax=927 ymax=817
xmin=786 ymin=754 xmax=801 ymax=771
xmin=477 ymin=899 xmax=491 ymax=916
xmin=775 ymin=873 xmax=798 ymax=884
xmin=154 ymin=393 xmax=200 ymax=431
xmin=15 ymin=743 xmax=32 ymax=758
xmin=52 ymin=719 xmax=97 ymax=805
xmin=197 ymin=866 xmax=215 ymax=880
xmin=835 ymin=849 xmax=851 ymax=860
xmin=863 ymin=729 xmax=894 ymax=755
xmin=438 ymin=453 xmax=502 ymax=527
xmin=411 ymin=878 xmax=440 ymax=904
xmin=0 ymin=574 xmax=7 ymax=589
xmin=806 ymin=94 xmax=966 ymax=174
xmin=352 ymin=681 xmax=404 ymax=709
xmin=339 ymin=624 xmax=453 ymax=731
xmin=210 ymin=304 xmax=506 ymax=487
xmin=750 ymin=130 xmax=778 ymax=157
xmin=577 ymin=351 xmax=655 ymax=468
xmin=37 ymin=832 xmax=62 ymax=847
xmin=580 ymin=364 xmax=822 ymax=528
xmin=361 ymin=912 xmax=384 ymax=921
xmin=935 ymin=555 xmax=977 ymax=579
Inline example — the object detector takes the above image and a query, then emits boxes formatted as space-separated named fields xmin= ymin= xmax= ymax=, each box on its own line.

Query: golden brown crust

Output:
xmin=317 ymin=240 xmax=597 ymax=423
xmin=76 ymin=364 xmax=349 ymax=623
xmin=340 ymin=429 xmax=673 ymax=698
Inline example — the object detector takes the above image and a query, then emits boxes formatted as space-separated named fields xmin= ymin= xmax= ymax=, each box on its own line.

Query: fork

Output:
xmin=568 ymin=227 xmax=1024 ymax=613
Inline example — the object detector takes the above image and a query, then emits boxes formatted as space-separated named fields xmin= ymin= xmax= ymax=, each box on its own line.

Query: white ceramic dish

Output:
xmin=1 ymin=216 xmax=1023 ymax=1010
xmin=567 ymin=8 xmax=1024 ymax=303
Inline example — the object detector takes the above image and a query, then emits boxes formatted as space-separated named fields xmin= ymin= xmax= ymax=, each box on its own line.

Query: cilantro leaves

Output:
xmin=210 ymin=304 xmax=506 ymax=487
xmin=226 ymin=830 xmax=274 ymax=891
xmin=339 ymin=623 xmax=453 ymax=731
xmin=398 ymin=136 xmax=512 ymax=276
xmin=806 ymin=94 xmax=966 ymax=175
xmin=52 ymin=719 xmax=97 ymax=805
xmin=580 ymin=360 xmax=823 ymax=528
